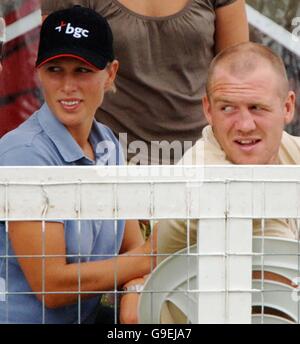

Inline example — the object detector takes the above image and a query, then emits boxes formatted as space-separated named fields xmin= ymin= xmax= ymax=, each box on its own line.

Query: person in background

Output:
xmin=41 ymin=0 xmax=249 ymax=165
xmin=0 ymin=6 xmax=155 ymax=324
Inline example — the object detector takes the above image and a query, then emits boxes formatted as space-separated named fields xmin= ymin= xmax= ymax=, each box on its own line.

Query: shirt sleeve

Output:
xmin=41 ymin=0 xmax=90 ymax=15
xmin=213 ymin=0 xmax=237 ymax=9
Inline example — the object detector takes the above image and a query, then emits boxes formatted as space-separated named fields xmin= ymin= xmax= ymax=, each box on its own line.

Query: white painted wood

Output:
xmin=197 ymin=219 xmax=226 ymax=323
xmin=1 ymin=166 xmax=300 ymax=220
xmin=226 ymin=219 xmax=252 ymax=324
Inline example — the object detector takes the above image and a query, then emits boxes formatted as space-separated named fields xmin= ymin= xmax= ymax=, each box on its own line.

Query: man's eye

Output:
xmin=222 ymin=105 xmax=234 ymax=113
xmin=251 ymin=105 xmax=262 ymax=111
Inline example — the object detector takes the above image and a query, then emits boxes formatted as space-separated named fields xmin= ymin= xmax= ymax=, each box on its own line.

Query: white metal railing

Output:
xmin=0 ymin=165 xmax=300 ymax=324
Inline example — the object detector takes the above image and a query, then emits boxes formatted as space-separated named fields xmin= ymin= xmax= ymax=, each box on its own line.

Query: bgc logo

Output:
xmin=55 ymin=21 xmax=89 ymax=39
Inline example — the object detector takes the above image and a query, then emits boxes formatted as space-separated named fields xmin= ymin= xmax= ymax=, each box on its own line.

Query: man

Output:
xmin=157 ymin=42 xmax=299 ymax=323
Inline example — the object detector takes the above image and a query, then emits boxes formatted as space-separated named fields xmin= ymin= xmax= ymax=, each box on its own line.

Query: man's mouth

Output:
xmin=234 ymin=139 xmax=262 ymax=151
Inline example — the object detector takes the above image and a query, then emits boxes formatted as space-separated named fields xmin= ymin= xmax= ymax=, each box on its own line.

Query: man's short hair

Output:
xmin=206 ymin=42 xmax=289 ymax=100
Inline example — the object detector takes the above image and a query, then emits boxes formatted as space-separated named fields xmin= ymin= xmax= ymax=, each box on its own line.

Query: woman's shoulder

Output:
xmin=94 ymin=121 xmax=125 ymax=165
xmin=95 ymin=121 xmax=118 ymax=142
xmin=0 ymin=114 xmax=56 ymax=166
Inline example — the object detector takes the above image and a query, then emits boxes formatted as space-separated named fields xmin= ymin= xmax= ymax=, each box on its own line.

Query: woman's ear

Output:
xmin=104 ymin=60 xmax=119 ymax=92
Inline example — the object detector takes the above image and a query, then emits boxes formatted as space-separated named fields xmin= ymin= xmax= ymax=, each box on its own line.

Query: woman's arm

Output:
xmin=215 ymin=0 xmax=249 ymax=53
xmin=119 ymin=225 xmax=158 ymax=324
xmin=9 ymin=220 xmax=153 ymax=309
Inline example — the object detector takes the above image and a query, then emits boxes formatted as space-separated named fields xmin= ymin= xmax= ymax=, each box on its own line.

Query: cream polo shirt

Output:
xmin=157 ymin=126 xmax=300 ymax=323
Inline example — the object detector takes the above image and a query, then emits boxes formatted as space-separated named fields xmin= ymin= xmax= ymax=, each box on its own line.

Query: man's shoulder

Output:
xmin=178 ymin=138 xmax=205 ymax=165
xmin=284 ymin=132 xmax=300 ymax=146
xmin=280 ymin=131 xmax=300 ymax=164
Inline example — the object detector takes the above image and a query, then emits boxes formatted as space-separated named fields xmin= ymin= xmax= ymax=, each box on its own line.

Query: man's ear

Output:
xmin=202 ymin=95 xmax=213 ymax=126
xmin=104 ymin=60 xmax=119 ymax=92
xmin=283 ymin=91 xmax=296 ymax=125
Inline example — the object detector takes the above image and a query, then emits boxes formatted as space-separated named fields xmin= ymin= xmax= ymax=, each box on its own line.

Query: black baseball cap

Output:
xmin=36 ymin=5 xmax=115 ymax=70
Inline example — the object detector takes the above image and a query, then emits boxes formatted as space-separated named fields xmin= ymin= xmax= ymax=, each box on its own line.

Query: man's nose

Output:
xmin=234 ymin=109 xmax=256 ymax=132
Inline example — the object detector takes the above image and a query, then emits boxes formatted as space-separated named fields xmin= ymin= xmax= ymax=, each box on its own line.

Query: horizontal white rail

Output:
xmin=0 ymin=165 xmax=300 ymax=220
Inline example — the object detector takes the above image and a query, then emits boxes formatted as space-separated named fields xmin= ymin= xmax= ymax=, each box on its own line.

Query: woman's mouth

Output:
xmin=59 ymin=99 xmax=82 ymax=111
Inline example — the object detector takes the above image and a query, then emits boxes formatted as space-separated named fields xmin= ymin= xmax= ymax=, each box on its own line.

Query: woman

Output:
xmin=42 ymin=0 xmax=249 ymax=165
xmin=0 ymin=6 xmax=154 ymax=324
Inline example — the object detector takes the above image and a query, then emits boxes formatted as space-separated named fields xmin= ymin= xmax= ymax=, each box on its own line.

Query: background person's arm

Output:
xmin=119 ymin=220 xmax=144 ymax=253
xmin=8 ymin=220 xmax=153 ymax=309
xmin=215 ymin=0 xmax=249 ymax=53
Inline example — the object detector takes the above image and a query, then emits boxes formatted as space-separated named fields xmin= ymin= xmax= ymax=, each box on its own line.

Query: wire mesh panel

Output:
xmin=0 ymin=166 xmax=300 ymax=324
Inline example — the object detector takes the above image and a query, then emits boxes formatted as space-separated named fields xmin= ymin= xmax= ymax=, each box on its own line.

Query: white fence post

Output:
xmin=196 ymin=180 xmax=252 ymax=324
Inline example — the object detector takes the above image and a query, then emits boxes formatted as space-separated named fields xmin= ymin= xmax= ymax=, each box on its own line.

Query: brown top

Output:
xmin=42 ymin=0 xmax=236 ymax=164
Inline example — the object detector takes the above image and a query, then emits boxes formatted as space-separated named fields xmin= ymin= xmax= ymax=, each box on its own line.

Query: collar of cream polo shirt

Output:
xmin=180 ymin=125 xmax=300 ymax=166
xmin=37 ymin=102 xmax=116 ymax=165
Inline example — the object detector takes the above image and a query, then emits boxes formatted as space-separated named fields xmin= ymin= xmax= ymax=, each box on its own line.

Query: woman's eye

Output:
xmin=77 ymin=67 xmax=92 ymax=73
xmin=47 ymin=66 xmax=61 ymax=73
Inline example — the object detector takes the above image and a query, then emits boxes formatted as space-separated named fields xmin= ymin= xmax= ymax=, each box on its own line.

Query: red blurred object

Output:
xmin=0 ymin=0 xmax=42 ymax=138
